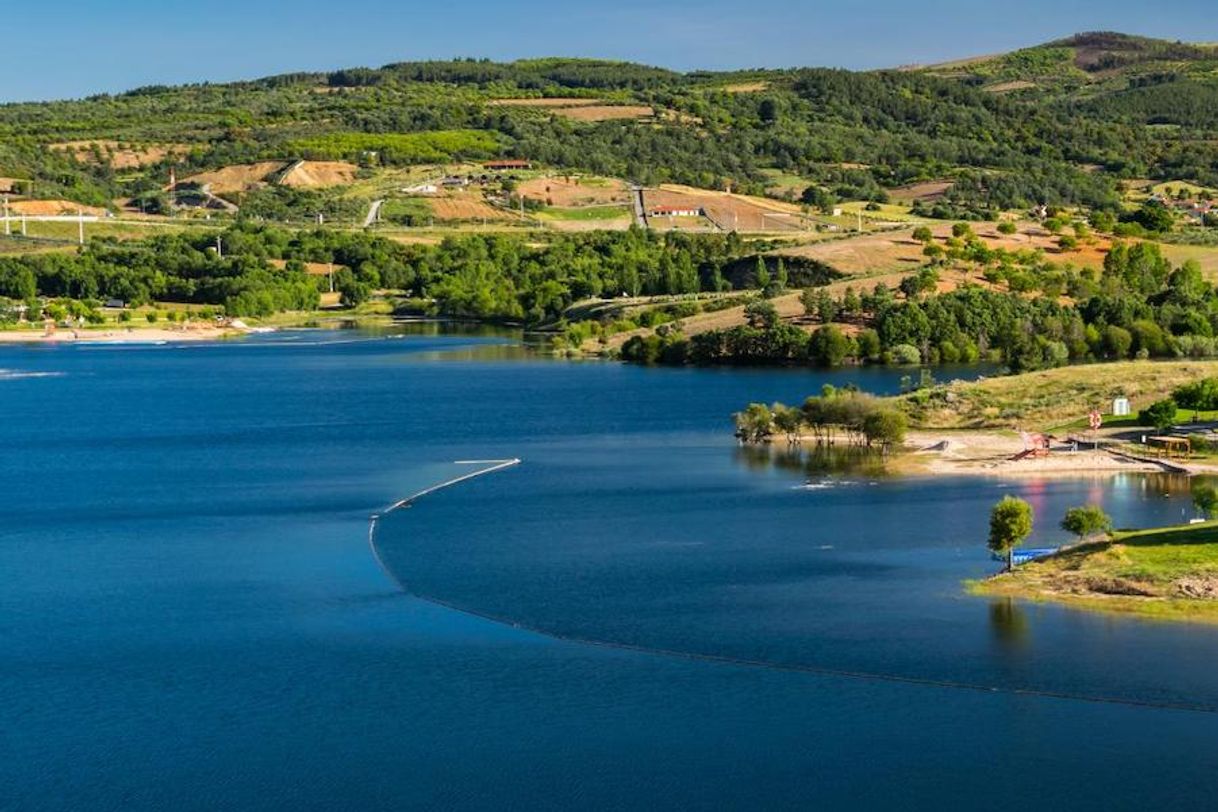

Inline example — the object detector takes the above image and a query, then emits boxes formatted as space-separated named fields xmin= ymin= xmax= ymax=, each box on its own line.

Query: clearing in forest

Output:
xmin=518 ymin=176 xmax=630 ymax=207
xmin=721 ymin=82 xmax=769 ymax=93
xmin=982 ymin=80 xmax=1037 ymax=93
xmin=552 ymin=105 xmax=654 ymax=122
xmin=487 ymin=98 xmax=603 ymax=107
xmin=489 ymin=97 xmax=655 ymax=121
xmin=887 ymin=181 xmax=954 ymax=204
xmin=1160 ymin=244 xmax=1218 ymax=280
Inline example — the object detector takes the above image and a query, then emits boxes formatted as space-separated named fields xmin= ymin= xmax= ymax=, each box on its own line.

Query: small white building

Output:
xmin=1113 ymin=397 xmax=1131 ymax=417
xmin=649 ymin=205 xmax=702 ymax=218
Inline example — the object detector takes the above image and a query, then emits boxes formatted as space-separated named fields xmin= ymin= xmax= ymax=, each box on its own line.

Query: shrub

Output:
xmin=888 ymin=344 xmax=922 ymax=365
xmin=1138 ymin=399 xmax=1178 ymax=429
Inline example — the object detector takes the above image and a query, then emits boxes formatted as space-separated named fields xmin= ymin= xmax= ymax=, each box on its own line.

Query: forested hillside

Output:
xmin=4 ymin=32 xmax=1218 ymax=217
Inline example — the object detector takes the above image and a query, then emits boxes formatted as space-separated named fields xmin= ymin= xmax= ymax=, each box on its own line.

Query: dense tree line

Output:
xmin=0 ymin=234 xmax=319 ymax=316
xmin=0 ymin=225 xmax=763 ymax=323
xmin=734 ymin=387 xmax=907 ymax=450
xmin=623 ymin=240 xmax=1218 ymax=372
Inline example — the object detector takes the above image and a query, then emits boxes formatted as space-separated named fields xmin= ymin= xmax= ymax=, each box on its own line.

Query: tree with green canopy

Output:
xmin=734 ymin=402 xmax=774 ymax=444
xmin=988 ymin=496 xmax=1034 ymax=572
xmin=1192 ymin=483 xmax=1218 ymax=519
xmin=1138 ymin=399 xmax=1178 ymax=430
xmin=1060 ymin=505 xmax=1112 ymax=543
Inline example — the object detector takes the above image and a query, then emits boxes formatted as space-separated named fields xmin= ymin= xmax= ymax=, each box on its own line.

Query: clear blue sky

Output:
xmin=4 ymin=0 xmax=1214 ymax=102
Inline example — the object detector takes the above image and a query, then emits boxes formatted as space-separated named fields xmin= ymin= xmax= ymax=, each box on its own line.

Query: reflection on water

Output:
xmin=735 ymin=442 xmax=893 ymax=480
xmin=989 ymin=598 xmax=1029 ymax=649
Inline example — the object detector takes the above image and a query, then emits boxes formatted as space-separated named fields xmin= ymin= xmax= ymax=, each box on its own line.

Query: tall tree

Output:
xmin=988 ymin=496 xmax=1034 ymax=572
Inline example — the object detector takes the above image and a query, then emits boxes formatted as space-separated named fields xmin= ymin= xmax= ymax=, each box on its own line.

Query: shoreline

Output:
xmin=0 ymin=324 xmax=257 ymax=344
xmin=970 ymin=522 xmax=1218 ymax=625
xmin=897 ymin=429 xmax=1218 ymax=478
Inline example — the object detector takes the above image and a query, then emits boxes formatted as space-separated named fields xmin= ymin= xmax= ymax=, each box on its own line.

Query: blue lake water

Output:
xmin=4 ymin=328 xmax=1218 ymax=810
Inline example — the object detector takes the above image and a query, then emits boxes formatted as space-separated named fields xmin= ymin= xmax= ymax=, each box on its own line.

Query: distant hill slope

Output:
xmin=919 ymin=31 xmax=1218 ymax=97
xmin=3 ymin=35 xmax=1218 ymax=221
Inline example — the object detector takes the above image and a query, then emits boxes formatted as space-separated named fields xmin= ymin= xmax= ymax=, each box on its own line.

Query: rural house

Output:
xmin=483 ymin=159 xmax=532 ymax=171
xmin=649 ymin=205 xmax=702 ymax=218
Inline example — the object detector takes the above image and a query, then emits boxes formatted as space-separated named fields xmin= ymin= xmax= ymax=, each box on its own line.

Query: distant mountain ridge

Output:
xmin=916 ymin=31 xmax=1218 ymax=95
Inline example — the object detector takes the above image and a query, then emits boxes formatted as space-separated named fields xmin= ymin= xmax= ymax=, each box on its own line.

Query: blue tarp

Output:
xmin=991 ymin=547 xmax=1061 ymax=565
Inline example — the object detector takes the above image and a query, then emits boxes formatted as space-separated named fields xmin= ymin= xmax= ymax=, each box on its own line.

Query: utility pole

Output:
xmin=857 ymin=210 xmax=863 ymax=234
xmin=215 ymin=236 xmax=222 ymax=258
xmin=3 ymin=197 xmax=8 ymax=236
xmin=78 ymin=209 xmax=85 ymax=245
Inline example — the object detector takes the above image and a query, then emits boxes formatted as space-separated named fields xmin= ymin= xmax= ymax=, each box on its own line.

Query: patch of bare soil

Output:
xmin=1175 ymin=577 xmax=1218 ymax=600
xmin=179 ymin=162 xmax=288 ymax=195
xmin=487 ymin=98 xmax=603 ymax=107
xmin=519 ymin=176 xmax=630 ymax=207
xmin=8 ymin=200 xmax=108 ymax=217
xmin=279 ymin=161 xmax=358 ymax=188
xmin=553 ymin=105 xmax=654 ymax=122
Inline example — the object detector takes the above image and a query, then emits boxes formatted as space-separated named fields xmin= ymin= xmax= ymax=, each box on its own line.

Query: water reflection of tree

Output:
xmin=989 ymin=598 xmax=1029 ymax=649
xmin=735 ymin=444 xmax=891 ymax=479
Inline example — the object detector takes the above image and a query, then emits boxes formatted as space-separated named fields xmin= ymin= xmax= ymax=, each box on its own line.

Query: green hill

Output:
xmin=3 ymin=35 xmax=1218 ymax=221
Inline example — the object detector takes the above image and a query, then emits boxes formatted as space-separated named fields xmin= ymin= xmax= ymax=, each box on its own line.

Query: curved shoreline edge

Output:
xmin=365 ymin=463 xmax=1218 ymax=716
xmin=970 ymin=522 xmax=1218 ymax=625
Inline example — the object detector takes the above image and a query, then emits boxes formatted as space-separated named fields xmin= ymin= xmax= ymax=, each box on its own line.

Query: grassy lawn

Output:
xmin=836 ymin=201 xmax=923 ymax=222
xmin=537 ymin=205 xmax=631 ymax=221
xmin=760 ymin=170 xmax=809 ymax=197
xmin=972 ymin=521 xmax=1218 ymax=623
xmin=901 ymin=360 xmax=1218 ymax=430
xmin=1049 ymin=408 xmax=1218 ymax=433
xmin=1159 ymin=243 xmax=1218 ymax=281
xmin=3 ymin=219 xmax=216 ymax=245
xmin=1151 ymin=180 xmax=1215 ymax=199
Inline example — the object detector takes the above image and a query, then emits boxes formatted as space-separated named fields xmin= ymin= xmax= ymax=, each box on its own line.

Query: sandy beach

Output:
xmin=899 ymin=430 xmax=1211 ymax=477
xmin=0 ymin=324 xmax=248 ymax=344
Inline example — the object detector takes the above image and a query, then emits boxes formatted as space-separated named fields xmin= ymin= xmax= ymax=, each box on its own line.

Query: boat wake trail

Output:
xmin=367 ymin=461 xmax=1218 ymax=716
xmin=368 ymin=459 xmax=521 ymax=573
xmin=0 ymin=369 xmax=63 ymax=380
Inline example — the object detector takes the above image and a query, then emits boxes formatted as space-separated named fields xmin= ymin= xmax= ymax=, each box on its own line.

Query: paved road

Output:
xmin=630 ymin=185 xmax=646 ymax=228
xmin=363 ymin=199 xmax=385 ymax=228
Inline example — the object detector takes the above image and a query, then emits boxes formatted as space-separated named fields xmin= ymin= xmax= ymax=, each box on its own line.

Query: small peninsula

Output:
xmin=973 ymin=522 xmax=1218 ymax=623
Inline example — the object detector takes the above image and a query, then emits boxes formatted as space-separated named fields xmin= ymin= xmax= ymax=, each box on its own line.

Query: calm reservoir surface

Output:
xmin=4 ymin=328 xmax=1218 ymax=810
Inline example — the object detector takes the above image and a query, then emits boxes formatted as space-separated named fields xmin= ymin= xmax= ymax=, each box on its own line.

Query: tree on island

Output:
xmin=988 ymin=496 xmax=1034 ymax=572
xmin=1192 ymin=484 xmax=1218 ymax=519
xmin=771 ymin=403 xmax=803 ymax=445
xmin=734 ymin=402 xmax=774 ymax=444
xmin=1060 ymin=505 xmax=1112 ymax=543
